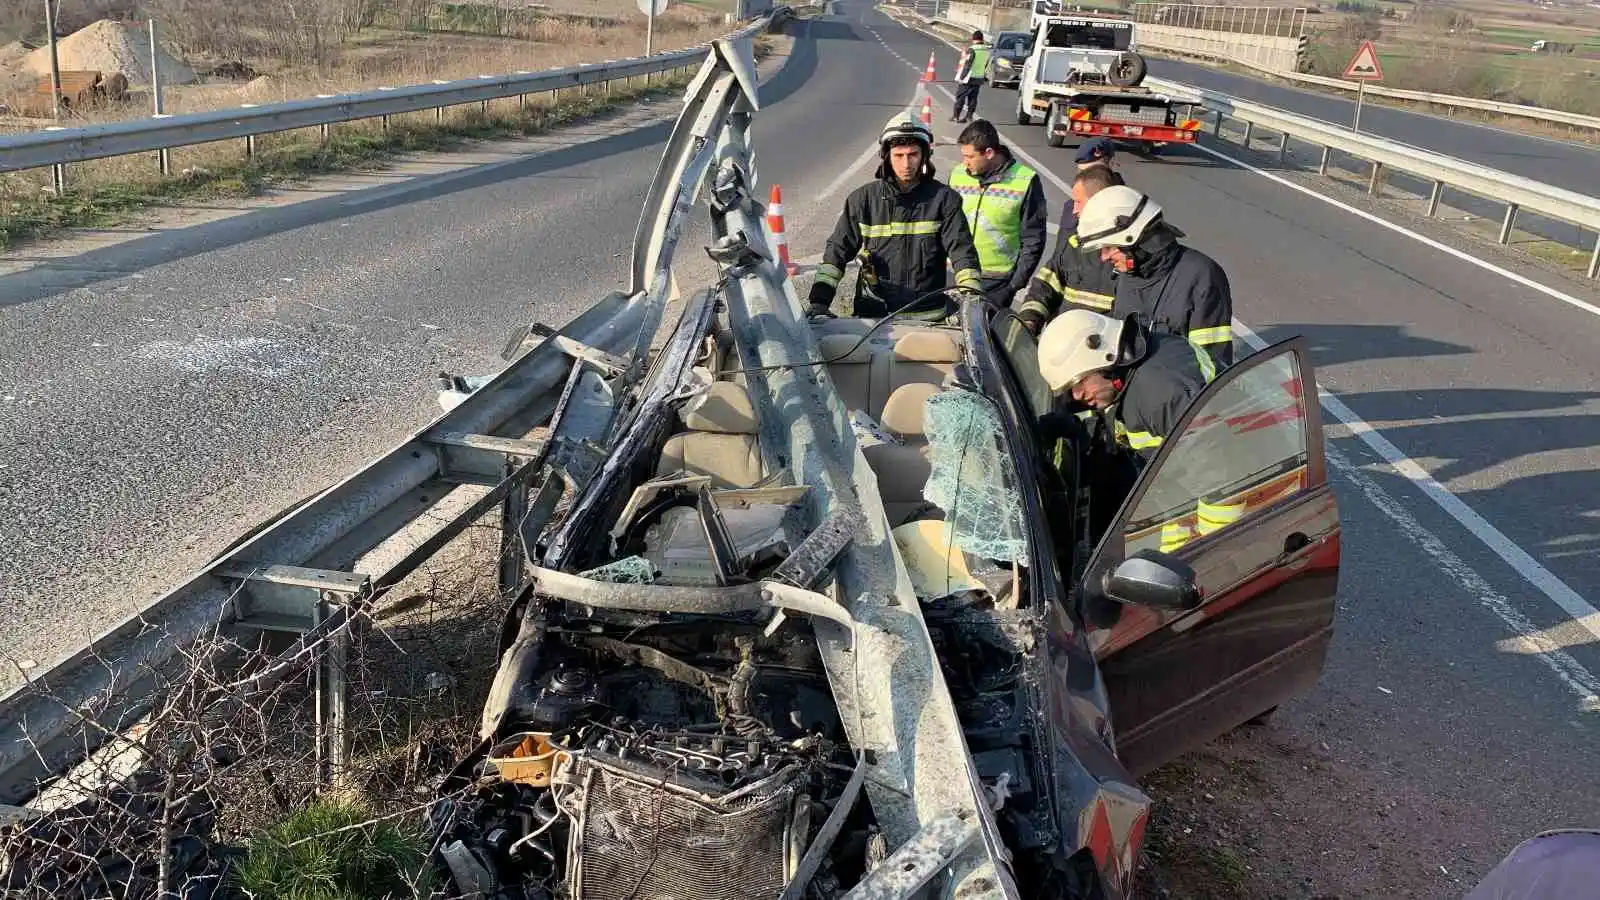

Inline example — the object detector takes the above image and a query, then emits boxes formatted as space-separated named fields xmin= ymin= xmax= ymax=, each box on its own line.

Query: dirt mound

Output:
xmin=0 ymin=40 xmax=32 ymax=69
xmin=21 ymin=20 xmax=195 ymax=86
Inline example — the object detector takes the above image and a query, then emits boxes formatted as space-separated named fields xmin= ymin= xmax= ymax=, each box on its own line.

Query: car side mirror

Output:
xmin=1102 ymin=550 xmax=1202 ymax=611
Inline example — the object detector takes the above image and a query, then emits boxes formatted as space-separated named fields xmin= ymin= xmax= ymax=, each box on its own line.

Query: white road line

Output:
xmin=906 ymin=14 xmax=1600 ymax=322
xmin=1188 ymin=143 xmax=1600 ymax=320
xmin=889 ymin=15 xmax=1600 ymax=699
xmin=1232 ymin=322 xmax=1600 ymax=713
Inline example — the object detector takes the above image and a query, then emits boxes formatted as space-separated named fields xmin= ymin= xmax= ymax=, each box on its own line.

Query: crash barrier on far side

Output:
xmin=1129 ymin=1 xmax=1600 ymax=135
xmin=902 ymin=6 xmax=1600 ymax=278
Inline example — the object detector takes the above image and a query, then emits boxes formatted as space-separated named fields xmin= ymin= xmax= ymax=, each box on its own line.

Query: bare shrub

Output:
xmin=0 ymin=525 xmax=514 ymax=900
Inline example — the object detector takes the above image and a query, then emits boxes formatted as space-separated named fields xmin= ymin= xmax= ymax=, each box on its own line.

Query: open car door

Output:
xmin=1078 ymin=337 xmax=1341 ymax=777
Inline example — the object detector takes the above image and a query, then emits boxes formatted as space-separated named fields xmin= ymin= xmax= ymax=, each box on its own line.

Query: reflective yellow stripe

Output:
xmin=1019 ymin=297 xmax=1051 ymax=318
xmin=1160 ymin=522 xmax=1195 ymax=553
xmin=1062 ymin=287 xmax=1114 ymax=311
xmin=1190 ymin=341 xmax=1217 ymax=383
xmin=859 ymin=221 xmax=941 ymax=238
xmin=1036 ymin=267 xmax=1064 ymax=294
xmin=1196 ymin=499 xmax=1245 ymax=535
xmin=954 ymin=268 xmax=983 ymax=289
xmin=1188 ymin=325 xmax=1233 ymax=347
xmin=1067 ymin=233 xmax=1080 ymax=249
xmin=815 ymin=263 xmax=843 ymax=287
xmin=1124 ymin=430 xmax=1164 ymax=450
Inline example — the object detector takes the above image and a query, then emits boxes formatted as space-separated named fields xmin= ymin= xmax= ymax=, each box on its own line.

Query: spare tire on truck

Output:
xmin=1108 ymin=52 xmax=1147 ymax=87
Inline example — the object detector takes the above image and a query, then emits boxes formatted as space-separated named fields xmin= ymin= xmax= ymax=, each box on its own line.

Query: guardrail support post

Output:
xmin=1241 ymin=121 xmax=1253 ymax=148
xmin=380 ymin=114 xmax=389 ymax=134
xmin=1498 ymin=204 xmax=1519 ymax=244
xmin=51 ymin=164 xmax=66 ymax=194
xmin=1589 ymin=235 xmax=1599 ymax=280
xmin=314 ymin=591 xmax=352 ymax=789
xmin=1317 ymin=146 xmax=1330 ymax=175
xmin=1212 ymin=111 xmax=1224 ymax=136
xmin=481 ymin=99 xmax=490 ymax=116
xmin=1367 ymin=161 xmax=1384 ymax=197
xmin=436 ymin=106 xmax=444 ymax=124
xmin=319 ymin=123 xmax=331 ymax=144
xmin=1427 ymin=180 xmax=1443 ymax=217
xmin=1277 ymin=131 xmax=1289 ymax=163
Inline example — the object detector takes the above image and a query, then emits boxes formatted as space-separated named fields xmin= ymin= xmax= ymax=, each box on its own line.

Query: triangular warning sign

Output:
xmin=1343 ymin=40 xmax=1384 ymax=80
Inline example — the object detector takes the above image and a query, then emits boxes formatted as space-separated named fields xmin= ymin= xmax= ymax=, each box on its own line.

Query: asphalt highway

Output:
xmin=2 ymin=4 xmax=1599 ymax=894
xmin=1146 ymin=56 xmax=1600 ymax=198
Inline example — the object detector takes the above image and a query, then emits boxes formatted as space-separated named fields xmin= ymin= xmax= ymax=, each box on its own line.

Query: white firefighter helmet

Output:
xmin=1075 ymin=185 xmax=1164 ymax=252
xmin=1037 ymin=308 xmax=1126 ymax=392
xmin=879 ymin=114 xmax=934 ymax=152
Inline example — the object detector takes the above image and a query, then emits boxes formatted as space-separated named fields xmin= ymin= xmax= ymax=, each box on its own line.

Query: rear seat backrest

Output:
xmin=818 ymin=332 xmax=887 ymax=418
xmin=658 ymin=381 xmax=766 ymax=488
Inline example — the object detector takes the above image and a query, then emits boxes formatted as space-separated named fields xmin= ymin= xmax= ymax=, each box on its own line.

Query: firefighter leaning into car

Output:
xmin=1038 ymin=308 xmax=1215 ymax=462
xmin=1075 ymin=184 xmax=1236 ymax=367
xmin=808 ymin=115 xmax=984 ymax=320
xmin=952 ymin=31 xmax=991 ymax=124
xmin=1016 ymin=163 xmax=1123 ymax=336
xmin=1037 ymin=309 xmax=1238 ymax=550
xmin=950 ymin=119 xmax=1047 ymax=309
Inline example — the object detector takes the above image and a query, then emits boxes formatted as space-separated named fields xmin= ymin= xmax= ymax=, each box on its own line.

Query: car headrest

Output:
xmin=893 ymin=331 xmax=962 ymax=363
xmin=683 ymin=381 xmax=759 ymax=434
xmin=881 ymin=383 xmax=940 ymax=438
xmin=818 ymin=333 xmax=875 ymax=363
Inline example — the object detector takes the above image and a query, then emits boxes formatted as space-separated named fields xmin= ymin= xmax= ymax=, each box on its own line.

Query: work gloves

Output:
xmin=1017 ymin=307 xmax=1047 ymax=338
xmin=806 ymin=284 xmax=835 ymax=321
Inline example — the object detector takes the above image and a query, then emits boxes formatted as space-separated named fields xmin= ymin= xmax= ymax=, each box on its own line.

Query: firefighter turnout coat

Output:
xmin=812 ymin=174 xmax=983 ymax=316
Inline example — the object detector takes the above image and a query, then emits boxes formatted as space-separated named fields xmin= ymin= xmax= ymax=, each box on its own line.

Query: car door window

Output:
xmin=1123 ymin=351 xmax=1309 ymax=556
xmin=990 ymin=311 xmax=1053 ymax=420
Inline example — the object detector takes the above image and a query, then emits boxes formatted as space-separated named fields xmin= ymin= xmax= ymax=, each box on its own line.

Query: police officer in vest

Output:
xmin=952 ymin=31 xmax=991 ymax=124
xmin=952 ymin=119 xmax=1047 ymax=307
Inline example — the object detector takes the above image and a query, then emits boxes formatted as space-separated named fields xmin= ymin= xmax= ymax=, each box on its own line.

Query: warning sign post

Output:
xmin=1342 ymin=40 xmax=1384 ymax=132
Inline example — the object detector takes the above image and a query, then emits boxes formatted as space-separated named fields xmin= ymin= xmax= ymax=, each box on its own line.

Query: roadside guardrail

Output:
xmin=0 ymin=10 xmax=789 ymax=184
xmin=908 ymin=10 xmax=1600 ymax=278
xmin=1151 ymin=44 xmax=1600 ymax=135
xmin=0 ymin=16 xmax=787 ymax=809
xmin=1145 ymin=76 xmax=1600 ymax=278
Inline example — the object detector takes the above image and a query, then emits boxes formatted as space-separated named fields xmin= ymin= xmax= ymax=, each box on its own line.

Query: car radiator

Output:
xmin=566 ymin=754 xmax=802 ymax=900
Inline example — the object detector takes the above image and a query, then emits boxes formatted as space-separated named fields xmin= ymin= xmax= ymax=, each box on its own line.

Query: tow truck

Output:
xmin=1015 ymin=13 xmax=1204 ymax=152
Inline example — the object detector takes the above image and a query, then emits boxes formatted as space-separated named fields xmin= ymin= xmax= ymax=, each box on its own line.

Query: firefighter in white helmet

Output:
xmin=1075 ymin=185 xmax=1235 ymax=367
xmin=1037 ymin=308 xmax=1216 ymax=460
xmin=808 ymin=115 xmax=984 ymax=319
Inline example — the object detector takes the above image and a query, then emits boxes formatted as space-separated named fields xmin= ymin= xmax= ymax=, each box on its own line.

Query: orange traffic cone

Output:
xmin=767 ymin=184 xmax=800 ymax=277
xmin=921 ymin=51 xmax=937 ymax=83
xmin=920 ymin=94 xmax=933 ymax=130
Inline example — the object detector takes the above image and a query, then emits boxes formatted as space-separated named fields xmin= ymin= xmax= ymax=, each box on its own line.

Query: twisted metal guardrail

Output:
xmin=0 ymin=11 xmax=787 ymax=179
xmin=0 ymin=19 xmax=786 ymax=808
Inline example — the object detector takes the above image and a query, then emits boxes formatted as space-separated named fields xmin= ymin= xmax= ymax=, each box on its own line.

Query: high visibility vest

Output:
xmin=966 ymin=44 xmax=992 ymax=79
xmin=949 ymin=160 xmax=1037 ymax=279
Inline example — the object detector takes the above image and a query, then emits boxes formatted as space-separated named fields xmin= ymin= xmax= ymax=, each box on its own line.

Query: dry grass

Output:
xmin=0 ymin=65 xmax=701 ymax=248
xmin=0 ymin=3 xmax=728 ymax=127
xmin=1299 ymin=0 xmax=1600 ymax=119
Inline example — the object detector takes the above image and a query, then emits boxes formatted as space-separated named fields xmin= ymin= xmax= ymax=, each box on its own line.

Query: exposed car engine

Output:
xmin=430 ymin=596 xmax=872 ymax=900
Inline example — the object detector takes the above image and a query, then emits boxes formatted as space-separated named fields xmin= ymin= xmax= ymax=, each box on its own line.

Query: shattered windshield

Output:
xmin=923 ymin=390 xmax=1030 ymax=567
